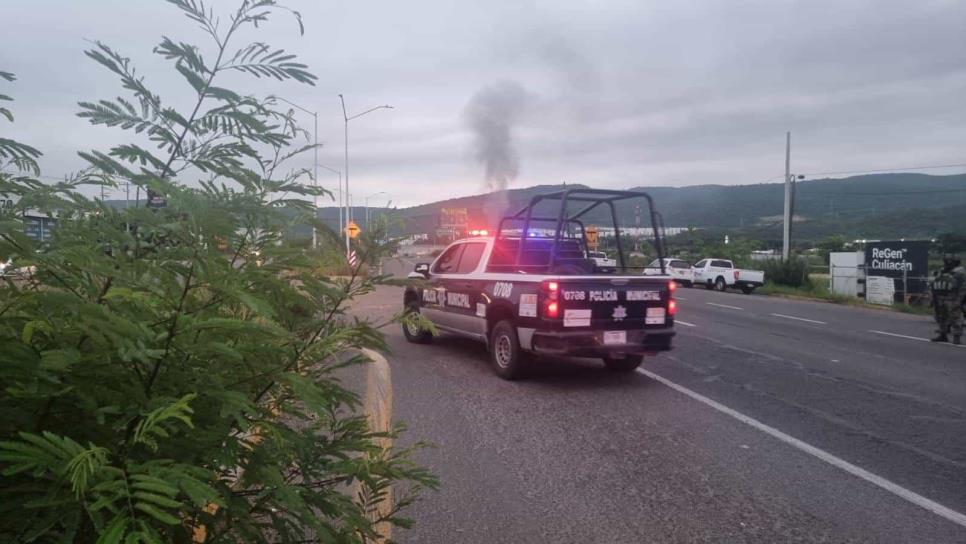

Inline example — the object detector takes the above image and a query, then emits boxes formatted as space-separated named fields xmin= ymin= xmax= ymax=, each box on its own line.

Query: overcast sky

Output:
xmin=3 ymin=0 xmax=966 ymax=208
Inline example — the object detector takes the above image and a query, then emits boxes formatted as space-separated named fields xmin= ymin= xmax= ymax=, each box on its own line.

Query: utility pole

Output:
xmin=275 ymin=97 xmax=320 ymax=249
xmin=339 ymin=94 xmax=393 ymax=253
xmin=782 ymin=131 xmax=792 ymax=261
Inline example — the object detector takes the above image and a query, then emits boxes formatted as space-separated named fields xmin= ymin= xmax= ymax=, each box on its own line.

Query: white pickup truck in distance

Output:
xmin=643 ymin=258 xmax=694 ymax=287
xmin=587 ymin=251 xmax=617 ymax=272
xmin=692 ymin=258 xmax=765 ymax=294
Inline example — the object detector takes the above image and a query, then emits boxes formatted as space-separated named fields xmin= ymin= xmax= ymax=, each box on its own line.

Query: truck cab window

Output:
xmin=711 ymin=260 xmax=732 ymax=268
xmin=694 ymin=260 xmax=707 ymax=268
xmin=432 ymin=244 xmax=464 ymax=274
xmin=455 ymin=243 xmax=485 ymax=274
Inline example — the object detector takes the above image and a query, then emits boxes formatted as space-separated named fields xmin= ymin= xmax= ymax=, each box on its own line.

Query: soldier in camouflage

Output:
xmin=930 ymin=255 xmax=966 ymax=344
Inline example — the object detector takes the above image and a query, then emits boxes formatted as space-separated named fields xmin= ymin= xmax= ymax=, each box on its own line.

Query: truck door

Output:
xmin=444 ymin=241 xmax=488 ymax=338
xmin=693 ymin=259 xmax=708 ymax=283
xmin=423 ymin=243 xmax=464 ymax=329
xmin=425 ymin=242 xmax=488 ymax=339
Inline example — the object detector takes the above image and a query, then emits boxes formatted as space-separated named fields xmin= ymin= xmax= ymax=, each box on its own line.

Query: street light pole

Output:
xmin=365 ymin=191 xmax=387 ymax=228
xmin=275 ymin=96 xmax=320 ymax=249
xmin=318 ymin=164 xmax=342 ymax=236
xmin=339 ymin=94 xmax=393 ymax=252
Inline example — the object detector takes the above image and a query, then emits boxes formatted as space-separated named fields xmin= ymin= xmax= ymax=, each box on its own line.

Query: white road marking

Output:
xmin=706 ymin=302 xmax=744 ymax=310
xmin=675 ymin=320 xmax=697 ymax=327
xmin=771 ymin=313 xmax=827 ymax=325
xmin=636 ymin=367 xmax=966 ymax=530
xmin=869 ymin=330 xmax=929 ymax=342
xmin=869 ymin=330 xmax=966 ymax=348
xmin=674 ymin=296 xmax=688 ymax=301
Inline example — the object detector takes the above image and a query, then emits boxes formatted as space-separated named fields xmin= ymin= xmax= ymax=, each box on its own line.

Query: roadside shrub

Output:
xmin=761 ymin=257 xmax=811 ymax=287
xmin=0 ymin=2 xmax=434 ymax=542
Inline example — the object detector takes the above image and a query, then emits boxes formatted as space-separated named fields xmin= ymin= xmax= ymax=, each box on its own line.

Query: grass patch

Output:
xmin=892 ymin=303 xmax=933 ymax=316
xmin=758 ymin=282 xmax=933 ymax=315
xmin=758 ymin=282 xmax=857 ymax=304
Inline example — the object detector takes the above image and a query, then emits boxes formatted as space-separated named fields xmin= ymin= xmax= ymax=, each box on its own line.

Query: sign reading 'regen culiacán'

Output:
xmin=864 ymin=240 xmax=930 ymax=299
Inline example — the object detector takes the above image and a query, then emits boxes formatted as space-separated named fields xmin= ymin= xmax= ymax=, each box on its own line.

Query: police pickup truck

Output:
xmin=402 ymin=188 xmax=677 ymax=379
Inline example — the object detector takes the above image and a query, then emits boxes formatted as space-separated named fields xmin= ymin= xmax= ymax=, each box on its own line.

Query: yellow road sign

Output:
xmin=586 ymin=226 xmax=599 ymax=250
xmin=346 ymin=221 xmax=361 ymax=239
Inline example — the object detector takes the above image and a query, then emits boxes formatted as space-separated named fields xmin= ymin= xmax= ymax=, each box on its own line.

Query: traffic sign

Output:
xmin=346 ymin=221 xmax=361 ymax=239
xmin=586 ymin=226 xmax=599 ymax=250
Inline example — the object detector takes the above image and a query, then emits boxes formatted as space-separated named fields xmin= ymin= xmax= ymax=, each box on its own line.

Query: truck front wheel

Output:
xmin=402 ymin=304 xmax=433 ymax=344
xmin=489 ymin=320 xmax=527 ymax=380
xmin=602 ymin=353 xmax=644 ymax=372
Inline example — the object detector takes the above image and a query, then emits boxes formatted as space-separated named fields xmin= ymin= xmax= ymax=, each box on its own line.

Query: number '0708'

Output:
xmin=493 ymin=282 xmax=513 ymax=298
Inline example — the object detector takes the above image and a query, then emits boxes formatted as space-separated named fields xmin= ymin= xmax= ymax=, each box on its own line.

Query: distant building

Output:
xmin=1 ymin=195 xmax=57 ymax=242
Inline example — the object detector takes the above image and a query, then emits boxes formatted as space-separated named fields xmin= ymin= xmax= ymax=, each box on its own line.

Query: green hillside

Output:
xmin=377 ymin=173 xmax=966 ymax=242
xmin=106 ymin=172 xmax=966 ymax=243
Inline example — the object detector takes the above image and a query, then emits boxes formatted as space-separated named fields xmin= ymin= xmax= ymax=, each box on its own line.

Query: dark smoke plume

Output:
xmin=464 ymin=81 xmax=528 ymax=227
xmin=464 ymin=81 xmax=528 ymax=192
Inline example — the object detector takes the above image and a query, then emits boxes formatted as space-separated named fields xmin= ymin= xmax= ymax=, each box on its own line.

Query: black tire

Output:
xmin=402 ymin=304 xmax=432 ymax=344
xmin=740 ymin=285 xmax=755 ymax=295
xmin=602 ymin=353 xmax=644 ymax=372
xmin=683 ymin=280 xmax=693 ymax=288
xmin=489 ymin=320 xmax=527 ymax=380
xmin=714 ymin=277 xmax=727 ymax=291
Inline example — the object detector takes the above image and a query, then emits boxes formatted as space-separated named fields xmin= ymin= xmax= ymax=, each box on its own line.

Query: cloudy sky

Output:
xmin=3 ymin=0 xmax=965 ymax=207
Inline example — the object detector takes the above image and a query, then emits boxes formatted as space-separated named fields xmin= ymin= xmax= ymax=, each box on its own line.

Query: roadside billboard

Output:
xmin=863 ymin=240 xmax=930 ymax=300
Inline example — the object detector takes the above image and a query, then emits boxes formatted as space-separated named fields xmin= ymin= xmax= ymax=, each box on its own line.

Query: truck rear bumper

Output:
xmin=529 ymin=327 xmax=675 ymax=357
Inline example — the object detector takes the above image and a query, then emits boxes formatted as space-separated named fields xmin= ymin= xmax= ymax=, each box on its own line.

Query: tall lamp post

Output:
xmin=275 ymin=96 xmax=319 ymax=249
xmin=365 ymin=191 xmax=387 ymax=228
xmin=339 ymin=94 xmax=392 ymax=252
xmin=318 ymin=164 xmax=342 ymax=236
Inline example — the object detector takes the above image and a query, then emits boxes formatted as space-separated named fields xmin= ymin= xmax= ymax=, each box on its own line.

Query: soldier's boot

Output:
xmin=954 ymin=336 xmax=962 ymax=345
xmin=931 ymin=333 xmax=949 ymax=342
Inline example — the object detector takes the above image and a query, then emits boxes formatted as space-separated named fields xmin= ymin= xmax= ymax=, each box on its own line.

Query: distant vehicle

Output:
xmin=587 ymin=251 xmax=617 ymax=272
xmin=0 ymin=257 xmax=34 ymax=279
xmin=402 ymin=188 xmax=676 ymax=379
xmin=692 ymin=259 xmax=764 ymax=294
xmin=644 ymin=258 xmax=694 ymax=287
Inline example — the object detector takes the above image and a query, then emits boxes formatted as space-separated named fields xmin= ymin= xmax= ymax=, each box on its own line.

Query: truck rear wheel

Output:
xmin=489 ymin=320 xmax=527 ymax=380
xmin=402 ymin=304 xmax=433 ymax=344
xmin=602 ymin=353 xmax=644 ymax=372
xmin=714 ymin=277 xmax=727 ymax=291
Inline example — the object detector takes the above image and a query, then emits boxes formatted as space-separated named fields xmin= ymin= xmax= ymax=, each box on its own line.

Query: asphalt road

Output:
xmin=354 ymin=259 xmax=966 ymax=543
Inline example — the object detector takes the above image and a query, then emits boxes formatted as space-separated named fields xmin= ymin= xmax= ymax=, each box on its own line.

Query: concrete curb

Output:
xmin=359 ymin=348 xmax=395 ymax=542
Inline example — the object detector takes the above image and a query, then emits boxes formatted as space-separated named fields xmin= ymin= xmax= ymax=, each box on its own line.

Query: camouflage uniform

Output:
xmin=931 ymin=257 xmax=966 ymax=344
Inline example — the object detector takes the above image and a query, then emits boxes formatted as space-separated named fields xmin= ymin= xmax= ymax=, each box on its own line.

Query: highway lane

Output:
xmin=658 ymin=286 xmax=966 ymax=516
xmin=369 ymin=260 xmax=965 ymax=542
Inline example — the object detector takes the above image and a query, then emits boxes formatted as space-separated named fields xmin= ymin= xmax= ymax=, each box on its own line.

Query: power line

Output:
xmin=809 ymin=188 xmax=966 ymax=196
xmin=800 ymin=162 xmax=966 ymax=178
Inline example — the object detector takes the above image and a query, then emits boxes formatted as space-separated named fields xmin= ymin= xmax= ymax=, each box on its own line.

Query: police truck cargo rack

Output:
xmin=402 ymin=188 xmax=676 ymax=380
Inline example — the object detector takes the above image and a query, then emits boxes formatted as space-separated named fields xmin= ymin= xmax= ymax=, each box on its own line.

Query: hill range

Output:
xmin=320 ymin=172 xmax=966 ymax=243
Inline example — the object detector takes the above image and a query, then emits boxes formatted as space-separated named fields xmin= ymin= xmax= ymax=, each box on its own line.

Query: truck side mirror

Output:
xmin=409 ymin=262 xmax=430 ymax=279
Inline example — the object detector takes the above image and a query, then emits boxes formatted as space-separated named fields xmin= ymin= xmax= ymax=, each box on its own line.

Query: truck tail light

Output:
xmin=668 ymin=280 xmax=677 ymax=293
xmin=542 ymin=280 xmax=560 ymax=300
xmin=734 ymin=270 xmax=740 ymax=280
xmin=668 ymin=299 xmax=677 ymax=316
xmin=546 ymin=301 xmax=559 ymax=318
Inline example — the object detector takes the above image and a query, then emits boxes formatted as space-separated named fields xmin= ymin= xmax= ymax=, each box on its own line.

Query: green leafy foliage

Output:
xmin=761 ymin=257 xmax=811 ymax=287
xmin=0 ymin=72 xmax=42 ymax=175
xmin=0 ymin=2 xmax=435 ymax=542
